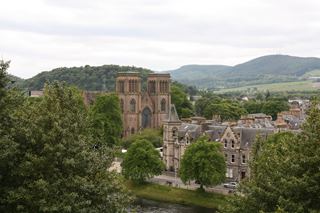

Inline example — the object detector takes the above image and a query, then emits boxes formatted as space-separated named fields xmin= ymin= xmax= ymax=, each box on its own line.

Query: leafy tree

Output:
xmin=0 ymin=81 xmax=131 ymax=212
xmin=122 ymin=139 xmax=164 ymax=183
xmin=121 ymin=128 xmax=162 ymax=149
xmin=203 ymin=100 xmax=247 ymax=121
xmin=261 ymin=99 xmax=289 ymax=120
xmin=243 ymin=100 xmax=264 ymax=114
xmin=226 ymin=101 xmax=320 ymax=213
xmin=179 ymin=137 xmax=226 ymax=190
xmin=89 ymin=93 xmax=122 ymax=147
xmin=171 ymin=82 xmax=194 ymax=118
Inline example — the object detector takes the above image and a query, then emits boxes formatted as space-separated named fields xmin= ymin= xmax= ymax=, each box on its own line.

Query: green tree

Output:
xmin=179 ymin=137 xmax=226 ymax=190
xmin=243 ymin=100 xmax=264 ymax=114
xmin=0 ymin=81 xmax=131 ymax=212
xmin=261 ymin=99 xmax=289 ymax=120
xmin=171 ymin=82 xmax=193 ymax=118
xmin=203 ymin=101 xmax=247 ymax=121
xmin=226 ymin=101 xmax=320 ymax=213
xmin=89 ymin=94 xmax=122 ymax=147
xmin=122 ymin=139 xmax=164 ymax=183
xmin=121 ymin=128 xmax=162 ymax=149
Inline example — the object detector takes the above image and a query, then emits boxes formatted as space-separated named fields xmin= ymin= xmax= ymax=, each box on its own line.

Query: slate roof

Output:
xmin=232 ymin=127 xmax=274 ymax=148
xmin=178 ymin=123 xmax=202 ymax=139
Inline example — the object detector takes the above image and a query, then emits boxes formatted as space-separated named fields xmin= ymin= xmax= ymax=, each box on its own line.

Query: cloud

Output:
xmin=0 ymin=0 xmax=320 ymax=78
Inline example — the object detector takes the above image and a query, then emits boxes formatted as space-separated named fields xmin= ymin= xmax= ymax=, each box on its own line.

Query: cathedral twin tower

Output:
xmin=116 ymin=72 xmax=171 ymax=137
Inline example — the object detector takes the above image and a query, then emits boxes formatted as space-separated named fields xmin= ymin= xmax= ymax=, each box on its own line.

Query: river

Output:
xmin=130 ymin=198 xmax=216 ymax=213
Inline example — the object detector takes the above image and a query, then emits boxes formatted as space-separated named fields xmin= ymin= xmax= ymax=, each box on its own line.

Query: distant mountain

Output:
xmin=168 ymin=55 xmax=320 ymax=89
xmin=20 ymin=65 xmax=153 ymax=91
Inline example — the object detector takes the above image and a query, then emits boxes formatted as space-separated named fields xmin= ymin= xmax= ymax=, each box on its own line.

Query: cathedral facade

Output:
xmin=116 ymin=72 xmax=171 ymax=137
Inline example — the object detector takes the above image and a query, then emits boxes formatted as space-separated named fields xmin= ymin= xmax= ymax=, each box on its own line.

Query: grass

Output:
xmin=302 ymin=69 xmax=320 ymax=77
xmin=216 ymin=80 xmax=318 ymax=93
xmin=126 ymin=181 xmax=228 ymax=210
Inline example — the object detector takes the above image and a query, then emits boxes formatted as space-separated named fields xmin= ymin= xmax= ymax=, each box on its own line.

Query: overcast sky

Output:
xmin=1 ymin=0 xmax=320 ymax=78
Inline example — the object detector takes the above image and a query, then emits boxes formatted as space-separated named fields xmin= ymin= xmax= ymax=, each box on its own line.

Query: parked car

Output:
xmin=223 ymin=182 xmax=238 ymax=189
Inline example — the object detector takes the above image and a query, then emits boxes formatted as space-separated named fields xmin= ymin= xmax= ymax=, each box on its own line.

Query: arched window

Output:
xmin=231 ymin=140 xmax=235 ymax=148
xmin=161 ymin=99 xmax=166 ymax=112
xmin=224 ymin=139 xmax=228 ymax=148
xmin=131 ymin=127 xmax=135 ymax=134
xmin=130 ymin=99 xmax=136 ymax=113
xmin=120 ymin=99 xmax=124 ymax=112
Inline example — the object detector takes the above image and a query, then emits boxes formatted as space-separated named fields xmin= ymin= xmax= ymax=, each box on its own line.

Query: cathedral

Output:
xmin=115 ymin=72 xmax=171 ymax=137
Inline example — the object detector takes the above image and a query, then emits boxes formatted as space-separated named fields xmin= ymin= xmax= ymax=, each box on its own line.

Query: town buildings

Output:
xmin=163 ymin=100 xmax=308 ymax=182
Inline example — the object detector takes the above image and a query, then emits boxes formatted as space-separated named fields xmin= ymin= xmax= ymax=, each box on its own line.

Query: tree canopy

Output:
xmin=121 ymin=139 xmax=164 ymax=183
xmin=0 ymin=77 xmax=131 ymax=212
xmin=179 ymin=137 xmax=226 ymax=190
xmin=121 ymin=128 xmax=162 ymax=149
xmin=171 ymin=82 xmax=194 ymax=118
xmin=88 ymin=93 xmax=123 ymax=147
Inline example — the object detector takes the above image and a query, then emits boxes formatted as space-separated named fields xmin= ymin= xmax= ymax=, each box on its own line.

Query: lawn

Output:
xmin=216 ymin=80 xmax=318 ymax=93
xmin=126 ymin=181 xmax=228 ymax=210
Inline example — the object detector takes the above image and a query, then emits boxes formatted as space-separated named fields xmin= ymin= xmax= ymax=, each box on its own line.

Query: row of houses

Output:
xmin=162 ymin=100 xmax=309 ymax=182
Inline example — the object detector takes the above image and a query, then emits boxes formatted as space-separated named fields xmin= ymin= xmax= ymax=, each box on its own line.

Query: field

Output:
xmin=216 ymin=80 xmax=319 ymax=93
xmin=126 ymin=182 xmax=228 ymax=210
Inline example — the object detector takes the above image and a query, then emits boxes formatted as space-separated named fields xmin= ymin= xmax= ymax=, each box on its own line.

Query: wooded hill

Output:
xmin=168 ymin=55 xmax=320 ymax=89
xmin=18 ymin=65 xmax=152 ymax=91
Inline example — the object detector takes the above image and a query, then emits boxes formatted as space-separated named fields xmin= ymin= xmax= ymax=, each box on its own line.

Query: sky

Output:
xmin=1 ymin=0 xmax=320 ymax=78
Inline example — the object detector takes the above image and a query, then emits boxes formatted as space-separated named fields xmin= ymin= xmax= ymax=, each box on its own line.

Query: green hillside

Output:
xmin=168 ymin=55 xmax=320 ymax=89
xmin=21 ymin=65 xmax=152 ymax=91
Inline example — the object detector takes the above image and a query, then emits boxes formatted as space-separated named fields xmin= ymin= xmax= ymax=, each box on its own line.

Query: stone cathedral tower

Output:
xmin=116 ymin=72 xmax=171 ymax=137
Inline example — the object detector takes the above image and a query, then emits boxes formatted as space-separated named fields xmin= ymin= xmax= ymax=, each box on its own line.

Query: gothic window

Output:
xmin=130 ymin=99 xmax=136 ymax=113
xmin=231 ymin=154 xmax=235 ymax=163
xmin=131 ymin=127 xmax=135 ymax=135
xmin=148 ymin=81 xmax=156 ymax=94
xmin=120 ymin=99 xmax=124 ymax=112
xmin=129 ymin=79 xmax=137 ymax=93
xmin=118 ymin=80 xmax=124 ymax=93
xmin=161 ymin=99 xmax=166 ymax=112
xmin=231 ymin=140 xmax=235 ymax=148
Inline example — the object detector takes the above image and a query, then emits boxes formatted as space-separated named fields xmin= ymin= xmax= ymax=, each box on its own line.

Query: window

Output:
xmin=161 ymin=99 xmax=166 ymax=112
xmin=148 ymin=81 xmax=156 ymax=94
xmin=224 ymin=154 xmax=228 ymax=162
xmin=226 ymin=168 xmax=233 ymax=178
xmin=231 ymin=154 xmax=235 ymax=163
xmin=129 ymin=79 xmax=138 ymax=93
xmin=118 ymin=80 xmax=124 ymax=93
xmin=131 ymin=127 xmax=135 ymax=135
xmin=242 ymin=155 xmax=246 ymax=164
xmin=160 ymin=81 xmax=168 ymax=93
xmin=130 ymin=99 xmax=136 ymax=113
xmin=224 ymin=139 xmax=228 ymax=148
xmin=172 ymin=128 xmax=178 ymax=137
xmin=231 ymin=140 xmax=235 ymax=148
xmin=120 ymin=99 xmax=124 ymax=112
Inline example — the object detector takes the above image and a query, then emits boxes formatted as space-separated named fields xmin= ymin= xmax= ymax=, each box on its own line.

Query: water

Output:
xmin=130 ymin=198 xmax=216 ymax=213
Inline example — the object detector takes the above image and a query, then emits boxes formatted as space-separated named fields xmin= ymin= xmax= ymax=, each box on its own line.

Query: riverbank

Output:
xmin=126 ymin=181 xmax=228 ymax=210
